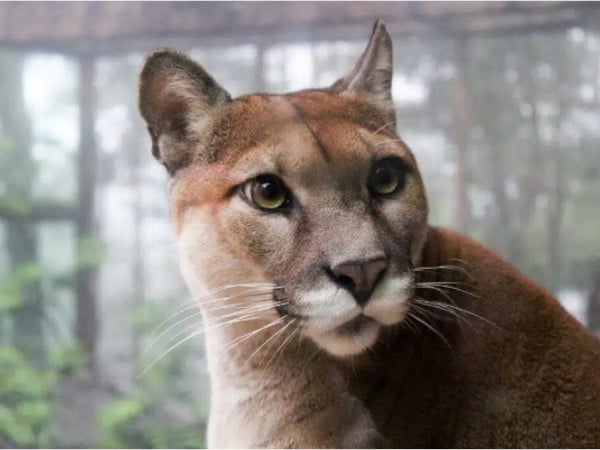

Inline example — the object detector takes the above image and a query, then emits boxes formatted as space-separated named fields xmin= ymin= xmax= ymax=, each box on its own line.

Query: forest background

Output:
xmin=0 ymin=3 xmax=599 ymax=448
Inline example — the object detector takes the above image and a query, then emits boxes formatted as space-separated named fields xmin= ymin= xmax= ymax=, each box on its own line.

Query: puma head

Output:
xmin=139 ymin=20 xmax=429 ymax=357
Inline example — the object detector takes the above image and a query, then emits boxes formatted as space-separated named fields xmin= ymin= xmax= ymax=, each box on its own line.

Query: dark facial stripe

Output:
xmin=286 ymin=97 xmax=332 ymax=163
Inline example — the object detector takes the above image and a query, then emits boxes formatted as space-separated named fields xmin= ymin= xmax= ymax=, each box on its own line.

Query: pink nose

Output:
xmin=329 ymin=257 xmax=388 ymax=305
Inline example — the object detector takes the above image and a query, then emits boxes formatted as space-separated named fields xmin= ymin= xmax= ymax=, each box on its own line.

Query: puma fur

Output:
xmin=139 ymin=20 xmax=600 ymax=448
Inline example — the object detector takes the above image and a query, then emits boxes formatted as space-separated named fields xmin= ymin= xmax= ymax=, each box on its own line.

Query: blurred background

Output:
xmin=0 ymin=2 xmax=599 ymax=447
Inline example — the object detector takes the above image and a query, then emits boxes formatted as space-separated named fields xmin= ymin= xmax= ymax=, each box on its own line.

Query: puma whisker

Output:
xmin=243 ymin=317 xmax=294 ymax=369
xmin=140 ymin=304 xmax=284 ymax=378
xmin=413 ymin=264 xmax=475 ymax=279
xmin=144 ymin=289 xmax=280 ymax=354
xmin=406 ymin=305 xmax=454 ymax=351
xmin=148 ymin=283 xmax=277 ymax=336
xmin=165 ymin=301 xmax=284 ymax=346
xmin=412 ymin=297 xmax=498 ymax=332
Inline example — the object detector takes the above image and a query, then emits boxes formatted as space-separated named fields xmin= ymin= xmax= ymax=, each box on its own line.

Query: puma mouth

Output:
xmin=335 ymin=315 xmax=377 ymax=336
xmin=307 ymin=314 xmax=381 ymax=357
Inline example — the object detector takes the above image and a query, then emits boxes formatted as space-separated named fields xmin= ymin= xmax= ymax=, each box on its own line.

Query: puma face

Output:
xmin=140 ymin=22 xmax=429 ymax=357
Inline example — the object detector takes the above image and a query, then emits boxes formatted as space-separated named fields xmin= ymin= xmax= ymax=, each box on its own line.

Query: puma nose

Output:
xmin=328 ymin=257 xmax=388 ymax=306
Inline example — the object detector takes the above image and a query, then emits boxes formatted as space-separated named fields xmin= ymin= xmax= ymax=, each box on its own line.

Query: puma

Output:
xmin=139 ymin=20 xmax=600 ymax=448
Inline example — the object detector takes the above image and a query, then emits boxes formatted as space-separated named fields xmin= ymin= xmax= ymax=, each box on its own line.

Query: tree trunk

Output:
xmin=546 ymin=35 xmax=569 ymax=292
xmin=75 ymin=55 xmax=99 ymax=373
xmin=0 ymin=51 xmax=47 ymax=368
xmin=487 ymin=139 xmax=512 ymax=259
xmin=254 ymin=43 xmax=266 ymax=92
xmin=452 ymin=36 xmax=472 ymax=234
xmin=517 ymin=38 xmax=544 ymax=231
xmin=126 ymin=113 xmax=146 ymax=369
xmin=587 ymin=270 xmax=600 ymax=333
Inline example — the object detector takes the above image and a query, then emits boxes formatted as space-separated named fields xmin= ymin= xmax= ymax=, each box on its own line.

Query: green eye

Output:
xmin=246 ymin=175 xmax=290 ymax=211
xmin=368 ymin=157 xmax=405 ymax=196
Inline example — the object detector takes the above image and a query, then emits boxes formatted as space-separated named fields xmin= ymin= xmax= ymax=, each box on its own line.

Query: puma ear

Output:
xmin=139 ymin=49 xmax=231 ymax=174
xmin=331 ymin=20 xmax=395 ymax=122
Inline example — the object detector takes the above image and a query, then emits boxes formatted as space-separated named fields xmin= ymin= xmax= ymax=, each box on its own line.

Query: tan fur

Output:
xmin=139 ymin=20 xmax=600 ymax=448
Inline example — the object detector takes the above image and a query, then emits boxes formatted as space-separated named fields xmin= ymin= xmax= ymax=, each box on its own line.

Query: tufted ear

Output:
xmin=139 ymin=49 xmax=231 ymax=174
xmin=331 ymin=20 xmax=395 ymax=123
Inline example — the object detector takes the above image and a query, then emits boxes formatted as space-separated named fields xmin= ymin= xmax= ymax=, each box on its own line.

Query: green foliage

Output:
xmin=98 ymin=396 xmax=205 ymax=449
xmin=98 ymin=372 xmax=206 ymax=449
xmin=75 ymin=235 xmax=106 ymax=270
xmin=98 ymin=298 xmax=206 ymax=448
xmin=98 ymin=398 xmax=144 ymax=448
xmin=0 ymin=195 xmax=31 ymax=216
xmin=50 ymin=343 xmax=87 ymax=375
xmin=0 ymin=261 xmax=43 ymax=312
xmin=0 ymin=346 xmax=55 ymax=447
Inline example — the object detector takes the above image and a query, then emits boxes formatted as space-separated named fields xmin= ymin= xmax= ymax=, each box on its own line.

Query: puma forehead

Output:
xmin=205 ymin=91 xmax=397 ymax=162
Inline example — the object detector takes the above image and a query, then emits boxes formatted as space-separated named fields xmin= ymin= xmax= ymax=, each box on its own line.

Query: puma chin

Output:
xmin=279 ymin=275 xmax=413 ymax=357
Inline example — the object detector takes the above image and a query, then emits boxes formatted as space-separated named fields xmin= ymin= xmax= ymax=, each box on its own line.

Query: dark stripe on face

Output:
xmin=286 ymin=98 xmax=332 ymax=163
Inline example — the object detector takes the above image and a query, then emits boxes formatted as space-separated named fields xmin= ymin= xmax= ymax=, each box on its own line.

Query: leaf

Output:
xmin=50 ymin=343 xmax=87 ymax=372
xmin=98 ymin=398 xmax=144 ymax=433
xmin=75 ymin=235 xmax=106 ymax=269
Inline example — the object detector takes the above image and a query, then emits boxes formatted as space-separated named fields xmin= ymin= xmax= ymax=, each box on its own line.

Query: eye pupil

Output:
xmin=369 ymin=158 xmax=405 ymax=196
xmin=259 ymin=180 xmax=280 ymax=200
xmin=248 ymin=175 xmax=289 ymax=210
xmin=374 ymin=167 xmax=394 ymax=186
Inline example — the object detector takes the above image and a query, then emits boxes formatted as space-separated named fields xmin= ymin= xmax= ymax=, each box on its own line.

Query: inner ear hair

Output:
xmin=331 ymin=20 xmax=395 ymax=125
xmin=138 ymin=49 xmax=231 ymax=174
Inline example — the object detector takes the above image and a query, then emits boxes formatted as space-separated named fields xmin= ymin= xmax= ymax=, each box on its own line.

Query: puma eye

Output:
xmin=243 ymin=175 xmax=291 ymax=211
xmin=368 ymin=157 xmax=406 ymax=197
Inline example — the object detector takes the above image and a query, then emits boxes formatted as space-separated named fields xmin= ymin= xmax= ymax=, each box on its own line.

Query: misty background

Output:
xmin=0 ymin=2 xmax=599 ymax=448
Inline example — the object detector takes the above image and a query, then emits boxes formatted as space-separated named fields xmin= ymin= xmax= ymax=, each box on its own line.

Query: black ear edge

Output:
xmin=138 ymin=48 xmax=232 ymax=173
xmin=331 ymin=19 xmax=393 ymax=97
xmin=331 ymin=19 xmax=393 ymax=90
xmin=138 ymin=48 xmax=232 ymax=130
xmin=328 ymin=19 xmax=395 ymax=128
xmin=139 ymin=48 xmax=211 ymax=94
xmin=139 ymin=48 xmax=182 ymax=116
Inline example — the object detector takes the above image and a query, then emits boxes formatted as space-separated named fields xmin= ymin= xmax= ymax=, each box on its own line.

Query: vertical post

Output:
xmin=546 ymin=33 xmax=568 ymax=292
xmin=128 ymin=118 xmax=145 ymax=369
xmin=76 ymin=54 xmax=99 ymax=373
xmin=254 ymin=43 xmax=266 ymax=92
xmin=452 ymin=36 xmax=472 ymax=234
xmin=587 ymin=269 xmax=600 ymax=333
